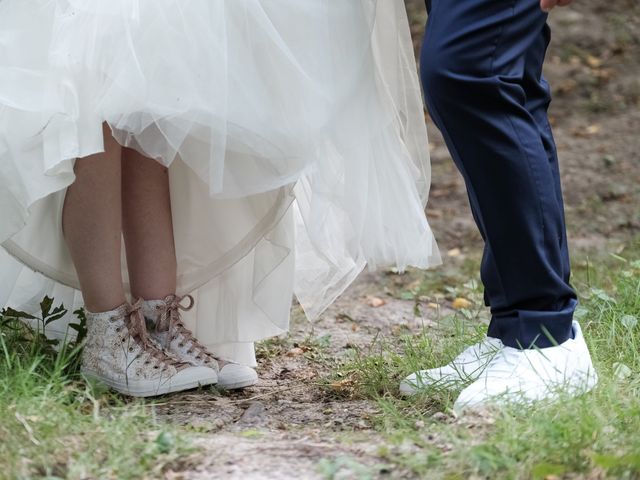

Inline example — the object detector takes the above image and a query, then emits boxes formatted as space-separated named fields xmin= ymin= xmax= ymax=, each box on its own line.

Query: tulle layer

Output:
xmin=0 ymin=0 xmax=441 ymax=353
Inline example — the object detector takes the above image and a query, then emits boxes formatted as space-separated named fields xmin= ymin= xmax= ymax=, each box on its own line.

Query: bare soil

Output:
xmin=159 ymin=2 xmax=640 ymax=478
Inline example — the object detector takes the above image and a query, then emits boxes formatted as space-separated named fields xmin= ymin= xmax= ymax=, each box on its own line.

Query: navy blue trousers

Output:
xmin=421 ymin=0 xmax=576 ymax=348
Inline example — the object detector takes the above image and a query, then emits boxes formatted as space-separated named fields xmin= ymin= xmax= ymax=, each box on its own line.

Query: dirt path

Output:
xmin=160 ymin=2 xmax=640 ymax=478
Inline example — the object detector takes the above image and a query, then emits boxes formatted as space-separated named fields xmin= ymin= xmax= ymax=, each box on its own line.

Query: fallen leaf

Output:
xmin=427 ymin=208 xmax=443 ymax=219
xmin=330 ymin=378 xmax=355 ymax=392
xmin=286 ymin=347 xmax=304 ymax=357
xmin=366 ymin=296 xmax=387 ymax=308
xmin=586 ymin=54 xmax=602 ymax=68
xmin=613 ymin=362 xmax=631 ymax=380
xmin=620 ymin=315 xmax=638 ymax=329
xmin=447 ymin=248 xmax=462 ymax=257
xmin=556 ymin=79 xmax=578 ymax=95
xmin=586 ymin=124 xmax=601 ymax=135
xmin=452 ymin=298 xmax=473 ymax=310
xmin=569 ymin=55 xmax=582 ymax=67
xmin=593 ymin=68 xmax=613 ymax=80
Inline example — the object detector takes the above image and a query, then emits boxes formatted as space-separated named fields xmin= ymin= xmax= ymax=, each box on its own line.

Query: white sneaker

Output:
xmin=81 ymin=303 xmax=218 ymax=397
xmin=400 ymin=336 xmax=503 ymax=395
xmin=143 ymin=295 xmax=258 ymax=390
xmin=453 ymin=321 xmax=598 ymax=413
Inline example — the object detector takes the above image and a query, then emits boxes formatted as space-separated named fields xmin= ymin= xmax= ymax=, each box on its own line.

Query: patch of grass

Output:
xmin=0 ymin=300 xmax=191 ymax=479
xmin=330 ymin=240 xmax=640 ymax=479
xmin=257 ymin=326 xmax=335 ymax=367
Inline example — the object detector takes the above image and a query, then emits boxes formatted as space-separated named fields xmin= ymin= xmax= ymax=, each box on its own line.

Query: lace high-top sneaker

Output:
xmin=143 ymin=295 xmax=258 ymax=390
xmin=81 ymin=301 xmax=218 ymax=397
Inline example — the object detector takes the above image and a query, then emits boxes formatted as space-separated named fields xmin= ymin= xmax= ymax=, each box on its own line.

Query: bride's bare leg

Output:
xmin=121 ymin=148 xmax=177 ymax=300
xmin=62 ymin=124 xmax=126 ymax=312
xmin=120 ymin=149 xmax=258 ymax=390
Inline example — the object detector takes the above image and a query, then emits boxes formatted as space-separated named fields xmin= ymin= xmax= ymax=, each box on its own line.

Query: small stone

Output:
xmin=239 ymin=402 xmax=267 ymax=425
xmin=432 ymin=412 xmax=448 ymax=422
xmin=603 ymin=155 xmax=616 ymax=167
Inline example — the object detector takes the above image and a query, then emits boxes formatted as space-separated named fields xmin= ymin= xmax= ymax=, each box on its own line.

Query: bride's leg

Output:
xmin=121 ymin=148 xmax=177 ymax=299
xmin=62 ymin=123 xmax=126 ymax=312
xmin=120 ymin=151 xmax=258 ymax=388
xmin=63 ymin=135 xmax=218 ymax=396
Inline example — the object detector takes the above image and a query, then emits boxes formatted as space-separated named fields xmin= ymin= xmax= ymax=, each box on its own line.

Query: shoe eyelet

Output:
xmin=128 ymin=347 xmax=134 ymax=352
xmin=121 ymin=338 xmax=126 ymax=343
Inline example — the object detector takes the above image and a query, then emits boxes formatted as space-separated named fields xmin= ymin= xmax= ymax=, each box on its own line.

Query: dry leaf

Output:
xmin=366 ymin=296 xmax=387 ymax=308
xmin=286 ymin=347 xmax=304 ymax=357
xmin=452 ymin=298 xmax=473 ymax=310
xmin=427 ymin=208 xmax=443 ymax=219
xmin=330 ymin=378 xmax=355 ymax=392
xmin=586 ymin=54 xmax=603 ymax=68
xmin=447 ymin=248 xmax=462 ymax=257
xmin=586 ymin=124 xmax=601 ymax=135
xmin=593 ymin=68 xmax=613 ymax=80
xmin=556 ymin=79 xmax=578 ymax=94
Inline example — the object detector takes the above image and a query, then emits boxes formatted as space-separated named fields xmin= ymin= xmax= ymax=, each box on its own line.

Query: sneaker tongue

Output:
xmin=126 ymin=309 xmax=151 ymax=345
xmin=127 ymin=305 xmax=189 ymax=371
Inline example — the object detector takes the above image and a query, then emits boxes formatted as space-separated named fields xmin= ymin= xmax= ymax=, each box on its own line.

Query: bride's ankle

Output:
xmin=84 ymin=297 xmax=128 ymax=316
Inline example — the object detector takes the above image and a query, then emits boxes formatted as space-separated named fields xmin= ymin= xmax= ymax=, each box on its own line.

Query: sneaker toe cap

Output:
xmin=218 ymin=364 xmax=258 ymax=389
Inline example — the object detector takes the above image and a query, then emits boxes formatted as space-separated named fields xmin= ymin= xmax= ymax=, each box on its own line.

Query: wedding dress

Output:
xmin=0 ymin=0 xmax=441 ymax=365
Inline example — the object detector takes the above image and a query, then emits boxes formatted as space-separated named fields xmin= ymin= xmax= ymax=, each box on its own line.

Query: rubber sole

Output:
xmin=218 ymin=370 xmax=259 ymax=390
xmin=219 ymin=377 xmax=259 ymax=390
xmin=82 ymin=369 xmax=218 ymax=397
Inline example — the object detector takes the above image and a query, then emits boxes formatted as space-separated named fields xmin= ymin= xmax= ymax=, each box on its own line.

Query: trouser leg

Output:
xmin=421 ymin=0 xmax=576 ymax=348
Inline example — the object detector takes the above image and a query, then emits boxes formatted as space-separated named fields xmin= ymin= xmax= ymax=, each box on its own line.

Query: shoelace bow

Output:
xmin=156 ymin=294 xmax=221 ymax=365
xmin=127 ymin=298 xmax=188 ymax=371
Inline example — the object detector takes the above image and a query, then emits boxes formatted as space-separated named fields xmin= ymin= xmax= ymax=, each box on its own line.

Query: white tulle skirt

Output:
xmin=0 ymin=0 xmax=441 ymax=365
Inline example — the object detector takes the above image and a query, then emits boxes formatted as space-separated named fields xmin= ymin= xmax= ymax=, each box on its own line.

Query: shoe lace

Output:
xmin=127 ymin=298 xmax=188 ymax=371
xmin=155 ymin=294 xmax=224 ymax=367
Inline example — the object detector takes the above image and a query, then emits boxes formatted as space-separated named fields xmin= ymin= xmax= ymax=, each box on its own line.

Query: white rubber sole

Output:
xmin=82 ymin=368 xmax=218 ymax=398
xmin=219 ymin=378 xmax=258 ymax=390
